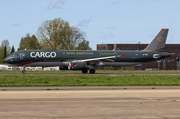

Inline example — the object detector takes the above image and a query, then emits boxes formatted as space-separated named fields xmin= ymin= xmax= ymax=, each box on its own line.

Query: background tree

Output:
xmin=1 ymin=40 xmax=11 ymax=55
xmin=11 ymin=45 xmax=15 ymax=54
xmin=4 ymin=46 xmax=7 ymax=59
xmin=0 ymin=46 xmax=4 ymax=63
xmin=19 ymin=34 xmax=41 ymax=50
xmin=77 ymin=40 xmax=92 ymax=50
xmin=66 ymin=27 xmax=86 ymax=50
xmin=37 ymin=18 xmax=86 ymax=50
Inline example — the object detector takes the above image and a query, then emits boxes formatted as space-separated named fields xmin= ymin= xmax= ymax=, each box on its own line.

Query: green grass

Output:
xmin=1 ymin=70 xmax=180 ymax=74
xmin=0 ymin=75 xmax=180 ymax=87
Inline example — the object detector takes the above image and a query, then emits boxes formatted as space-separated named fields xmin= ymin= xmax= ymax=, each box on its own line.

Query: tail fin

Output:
xmin=143 ymin=28 xmax=169 ymax=52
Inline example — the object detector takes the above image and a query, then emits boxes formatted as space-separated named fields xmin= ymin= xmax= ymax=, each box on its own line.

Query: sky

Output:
xmin=1 ymin=0 xmax=180 ymax=50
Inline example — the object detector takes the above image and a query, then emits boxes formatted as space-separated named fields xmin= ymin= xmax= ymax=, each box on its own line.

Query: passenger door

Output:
xmin=20 ymin=53 xmax=24 ymax=59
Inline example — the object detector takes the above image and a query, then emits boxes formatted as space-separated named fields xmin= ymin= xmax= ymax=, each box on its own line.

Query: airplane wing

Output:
xmin=72 ymin=56 xmax=119 ymax=63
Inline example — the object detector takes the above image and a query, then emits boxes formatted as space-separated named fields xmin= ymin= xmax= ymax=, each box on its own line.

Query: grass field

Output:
xmin=1 ymin=70 xmax=180 ymax=74
xmin=0 ymin=75 xmax=180 ymax=87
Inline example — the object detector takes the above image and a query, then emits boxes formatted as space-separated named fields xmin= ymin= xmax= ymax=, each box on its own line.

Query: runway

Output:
xmin=1 ymin=73 xmax=180 ymax=76
xmin=0 ymin=89 xmax=180 ymax=119
xmin=0 ymin=86 xmax=180 ymax=91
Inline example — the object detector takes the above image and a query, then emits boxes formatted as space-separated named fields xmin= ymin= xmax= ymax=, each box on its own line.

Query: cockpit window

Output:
xmin=11 ymin=53 xmax=19 ymax=57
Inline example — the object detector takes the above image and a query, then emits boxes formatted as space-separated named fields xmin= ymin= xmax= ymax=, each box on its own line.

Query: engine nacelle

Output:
xmin=68 ymin=62 xmax=87 ymax=70
xmin=59 ymin=66 xmax=68 ymax=70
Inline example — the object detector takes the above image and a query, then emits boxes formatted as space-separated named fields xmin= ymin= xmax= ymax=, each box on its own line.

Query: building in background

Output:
xmin=97 ymin=44 xmax=180 ymax=70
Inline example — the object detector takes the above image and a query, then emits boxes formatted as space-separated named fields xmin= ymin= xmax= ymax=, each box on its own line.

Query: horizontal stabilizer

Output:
xmin=153 ymin=53 xmax=175 ymax=59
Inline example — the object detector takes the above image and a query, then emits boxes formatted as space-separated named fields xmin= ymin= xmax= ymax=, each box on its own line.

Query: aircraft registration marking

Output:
xmin=143 ymin=54 xmax=148 ymax=56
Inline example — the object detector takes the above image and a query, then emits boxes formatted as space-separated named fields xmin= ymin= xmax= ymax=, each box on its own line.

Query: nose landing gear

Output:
xmin=22 ymin=67 xmax=26 ymax=74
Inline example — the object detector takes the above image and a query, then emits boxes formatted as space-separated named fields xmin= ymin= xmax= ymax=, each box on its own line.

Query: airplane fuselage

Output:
xmin=4 ymin=50 xmax=170 ymax=67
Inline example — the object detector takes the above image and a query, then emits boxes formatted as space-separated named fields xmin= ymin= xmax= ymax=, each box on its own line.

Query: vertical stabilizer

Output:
xmin=143 ymin=28 xmax=169 ymax=52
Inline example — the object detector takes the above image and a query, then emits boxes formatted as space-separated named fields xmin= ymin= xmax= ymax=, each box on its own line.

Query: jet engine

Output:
xmin=59 ymin=66 xmax=68 ymax=70
xmin=68 ymin=62 xmax=87 ymax=70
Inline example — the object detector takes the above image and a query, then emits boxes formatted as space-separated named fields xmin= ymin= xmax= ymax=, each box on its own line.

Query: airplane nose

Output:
xmin=4 ymin=57 xmax=9 ymax=63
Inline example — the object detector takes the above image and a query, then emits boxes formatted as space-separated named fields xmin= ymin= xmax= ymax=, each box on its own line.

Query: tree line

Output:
xmin=0 ymin=18 xmax=91 ymax=63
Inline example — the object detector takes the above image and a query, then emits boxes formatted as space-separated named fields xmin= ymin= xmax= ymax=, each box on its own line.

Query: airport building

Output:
xmin=97 ymin=44 xmax=180 ymax=70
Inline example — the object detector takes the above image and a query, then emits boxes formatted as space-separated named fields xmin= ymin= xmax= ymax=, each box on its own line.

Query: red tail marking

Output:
xmin=121 ymin=54 xmax=125 ymax=58
xmin=161 ymin=28 xmax=164 ymax=31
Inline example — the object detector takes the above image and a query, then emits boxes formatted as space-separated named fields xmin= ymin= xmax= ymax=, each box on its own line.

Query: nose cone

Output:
xmin=4 ymin=57 xmax=9 ymax=63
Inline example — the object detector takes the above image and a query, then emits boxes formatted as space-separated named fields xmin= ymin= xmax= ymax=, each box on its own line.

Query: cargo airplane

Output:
xmin=4 ymin=29 xmax=173 ymax=74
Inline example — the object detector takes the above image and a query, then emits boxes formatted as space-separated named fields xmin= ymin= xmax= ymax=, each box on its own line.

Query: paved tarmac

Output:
xmin=0 ymin=86 xmax=180 ymax=91
xmin=1 ymin=73 xmax=180 ymax=76
xmin=0 ymin=89 xmax=180 ymax=119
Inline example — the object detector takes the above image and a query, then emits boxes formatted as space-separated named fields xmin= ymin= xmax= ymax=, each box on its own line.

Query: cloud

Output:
xmin=13 ymin=22 xmax=25 ymax=27
xmin=168 ymin=22 xmax=176 ymax=27
xmin=101 ymin=34 xmax=114 ymax=39
xmin=110 ymin=1 xmax=121 ymax=6
xmin=47 ymin=0 xmax=65 ymax=10
xmin=107 ymin=26 xmax=116 ymax=28
xmin=123 ymin=39 xmax=136 ymax=43
xmin=76 ymin=18 xmax=91 ymax=27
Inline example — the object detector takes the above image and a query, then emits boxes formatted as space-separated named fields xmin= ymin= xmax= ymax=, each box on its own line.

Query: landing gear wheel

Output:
xmin=22 ymin=70 xmax=26 ymax=74
xmin=89 ymin=69 xmax=95 ymax=74
xmin=82 ymin=69 xmax=88 ymax=74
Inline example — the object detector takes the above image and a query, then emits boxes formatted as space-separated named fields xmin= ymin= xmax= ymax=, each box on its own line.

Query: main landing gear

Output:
xmin=81 ymin=69 xmax=95 ymax=74
xmin=82 ymin=69 xmax=88 ymax=74
xmin=89 ymin=69 xmax=95 ymax=74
